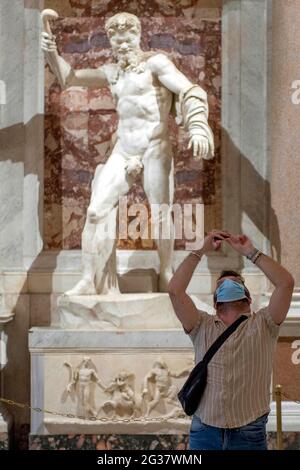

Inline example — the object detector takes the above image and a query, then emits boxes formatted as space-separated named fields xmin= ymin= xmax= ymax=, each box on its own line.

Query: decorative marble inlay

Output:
xmin=273 ymin=338 xmax=300 ymax=402
xmin=45 ymin=1 xmax=222 ymax=18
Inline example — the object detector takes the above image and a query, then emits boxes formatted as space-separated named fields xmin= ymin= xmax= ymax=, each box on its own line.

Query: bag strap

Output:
xmin=202 ymin=315 xmax=248 ymax=365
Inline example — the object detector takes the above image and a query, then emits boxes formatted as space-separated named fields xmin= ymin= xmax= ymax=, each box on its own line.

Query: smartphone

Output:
xmin=213 ymin=235 xmax=230 ymax=241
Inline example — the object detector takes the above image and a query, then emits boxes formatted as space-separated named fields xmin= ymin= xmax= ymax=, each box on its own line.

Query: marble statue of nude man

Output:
xmin=41 ymin=11 xmax=214 ymax=294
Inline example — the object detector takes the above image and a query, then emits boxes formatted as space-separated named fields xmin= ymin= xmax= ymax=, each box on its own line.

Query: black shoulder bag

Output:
xmin=178 ymin=315 xmax=248 ymax=416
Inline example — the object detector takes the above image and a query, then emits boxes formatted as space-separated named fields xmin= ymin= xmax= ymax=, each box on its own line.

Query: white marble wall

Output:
xmin=0 ymin=0 xmax=44 ymax=270
xmin=0 ymin=0 xmax=25 ymax=268
xmin=221 ymin=0 xmax=272 ymax=265
xmin=23 ymin=3 xmax=45 ymax=267
xmin=0 ymin=0 xmax=45 ymax=430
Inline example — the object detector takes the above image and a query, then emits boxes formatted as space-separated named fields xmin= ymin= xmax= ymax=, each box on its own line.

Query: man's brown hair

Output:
xmin=217 ymin=270 xmax=245 ymax=283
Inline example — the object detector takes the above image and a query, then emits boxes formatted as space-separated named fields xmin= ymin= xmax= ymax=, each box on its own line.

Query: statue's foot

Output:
xmin=158 ymin=270 xmax=173 ymax=292
xmin=65 ymin=278 xmax=97 ymax=296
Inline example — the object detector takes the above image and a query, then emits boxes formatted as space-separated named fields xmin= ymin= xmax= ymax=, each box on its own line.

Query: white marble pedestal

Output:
xmin=57 ymin=293 xmax=213 ymax=330
xmin=58 ymin=293 xmax=182 ymax=330
xmin=29 ymin=293 xmax=209 ymax=446
xmin=29 ymin=328 xmax=194 ymax=437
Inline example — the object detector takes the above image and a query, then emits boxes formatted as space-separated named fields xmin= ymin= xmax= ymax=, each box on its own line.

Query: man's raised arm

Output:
xmin=168 ymin=231 xmax=226 ymax=333
xmin=41 ymin=32 xmax=108 ymax=89
xmin=226 ymin=234 xmax=294 ymax=325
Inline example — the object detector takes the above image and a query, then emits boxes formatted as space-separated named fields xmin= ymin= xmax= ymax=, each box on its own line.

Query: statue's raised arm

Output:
xmin=41 ymin=9 xmax=107 ymax=89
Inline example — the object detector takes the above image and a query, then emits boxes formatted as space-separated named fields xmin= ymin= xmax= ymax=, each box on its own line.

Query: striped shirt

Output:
xmin=185 ymin=307 xmax=280 ymax=428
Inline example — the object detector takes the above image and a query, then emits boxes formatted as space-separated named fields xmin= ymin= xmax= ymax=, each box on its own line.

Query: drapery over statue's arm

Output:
xmin=177 ymin=85 xmax=215 ymax=158
xmin=148 ymin=53 xmax=215 ymax=160
xmin=41 ymin=9 xmax=107 ymax=89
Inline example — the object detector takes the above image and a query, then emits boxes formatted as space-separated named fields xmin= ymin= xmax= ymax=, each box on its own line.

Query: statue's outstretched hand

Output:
xmin=41 ymin=31 xmax=57 ymax=53
xmin=188 ymin=135 xmax=210 ymax=160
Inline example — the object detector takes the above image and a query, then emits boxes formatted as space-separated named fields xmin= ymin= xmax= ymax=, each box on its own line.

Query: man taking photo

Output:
xmin=168 ymin=230 xmax=294 ymax=450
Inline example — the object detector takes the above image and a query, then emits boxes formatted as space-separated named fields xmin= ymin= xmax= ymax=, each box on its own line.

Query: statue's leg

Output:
xmin=165 ymin=385 xmax=178 ymax=404
xmin=146 ymin=387 xmax=161 ymax=416
xmin=94 ymin=206 xmax=119 ymax=294
xmin=65 ymin=217 xmax=98 ymax=295
xmin=78 ymin=385 xmax=86 ymax=417
xmin=143 ymin=146 xmax=174 ymax=292
xmin=88 ymin=150 xmax=133 ymax=223
xmin=66 ymin=150 xmax=134 ymax=295
xmin=83 ymin=386 xmax=93 ymax=416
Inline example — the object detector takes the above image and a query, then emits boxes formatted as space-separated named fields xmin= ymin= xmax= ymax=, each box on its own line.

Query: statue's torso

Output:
xmin=104 ymin=59 xmax=173 ymax=156
xmin=153 ymin=367 xmax=171 ymax=389
xmin=78 ymin=368 xmax=93 ymax=384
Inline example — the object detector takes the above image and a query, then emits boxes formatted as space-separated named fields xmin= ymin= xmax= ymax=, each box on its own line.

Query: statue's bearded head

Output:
xmin=105 ymin=13 xmax=142 ymax=70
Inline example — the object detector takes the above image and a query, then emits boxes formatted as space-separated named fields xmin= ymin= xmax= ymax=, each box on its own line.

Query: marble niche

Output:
xmin=29 ymin=2 xmax=221 ymax=448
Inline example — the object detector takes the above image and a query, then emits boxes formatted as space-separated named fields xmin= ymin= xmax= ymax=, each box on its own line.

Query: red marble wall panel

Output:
xmin=273 ymin=338 xmax=300 ymax=402
xmin=44 ymin=2 xmax=221 ymax=250
xmin=45 ymin=0 xmax=222 ymax=18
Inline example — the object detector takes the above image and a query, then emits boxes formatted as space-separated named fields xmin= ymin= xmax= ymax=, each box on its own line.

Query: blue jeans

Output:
xmin=189 ymin=413 xmax=268 ymax=450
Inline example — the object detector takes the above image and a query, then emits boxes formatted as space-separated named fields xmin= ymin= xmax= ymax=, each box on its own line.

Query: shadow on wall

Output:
xmin=207 ymin=129 xmax=281 ymax=276
xmin=0 ymin=113 xmax=62 ymax=449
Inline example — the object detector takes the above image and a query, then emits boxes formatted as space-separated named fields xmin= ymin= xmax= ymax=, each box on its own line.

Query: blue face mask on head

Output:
xmin=215 ymin=279 xmax=248 ymax=303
